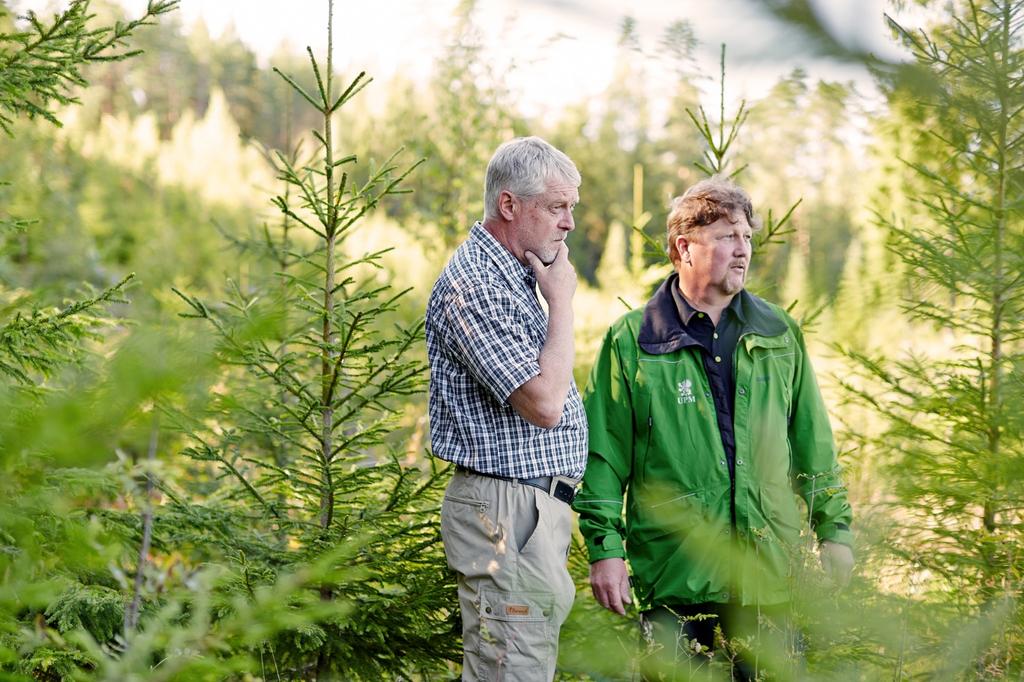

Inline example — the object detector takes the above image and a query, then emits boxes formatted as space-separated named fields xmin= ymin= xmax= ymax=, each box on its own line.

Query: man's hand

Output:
xmin=819 ymin=541 xmax=854 ymax=587
xmin=509 ymin=241 xmax=577 ymax=428
xmin=525 ymin=241 xmax=576 ymax=310
xmin=590 ymin=557 xmax=632 ymax=616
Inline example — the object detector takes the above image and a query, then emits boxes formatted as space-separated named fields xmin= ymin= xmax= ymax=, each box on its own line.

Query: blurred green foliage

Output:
xmin=0 ymin=0 xmax=1021 ymax=678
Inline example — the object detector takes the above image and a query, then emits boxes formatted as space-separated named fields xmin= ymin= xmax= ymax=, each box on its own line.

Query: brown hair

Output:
xmin=666 ymin=176 xmax=761 ymax=266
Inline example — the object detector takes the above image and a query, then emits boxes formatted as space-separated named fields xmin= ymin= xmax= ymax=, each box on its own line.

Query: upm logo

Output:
xmin=677 ymin=379 xmax=696 ymax=405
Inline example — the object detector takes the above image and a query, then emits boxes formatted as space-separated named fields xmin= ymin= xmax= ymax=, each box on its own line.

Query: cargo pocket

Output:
xmin=477 ymin=588 xmax=554 ymax=681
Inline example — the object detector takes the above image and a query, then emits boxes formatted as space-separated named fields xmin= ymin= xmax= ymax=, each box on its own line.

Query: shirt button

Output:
xmin=697 ymin=312 xmax=705 ymax=319
xmin=738 ymin=387 xmax=746 ymax=395
xmin=722 ymin=592 xmax=730 ymax=601
xmin=714 ymin=356 xmax=722 ymax=363
xmin=704 ymin=390 xmax=712 ymax=398
xmin=713 ymin=332 xmax=719 ymax=339
xmin=737 ymin=458 xmax=744 ymax=466
xmin=720 ymin=459 xmax=726 ymax=467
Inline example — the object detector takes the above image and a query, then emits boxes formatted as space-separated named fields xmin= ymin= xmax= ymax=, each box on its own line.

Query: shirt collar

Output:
xmin=469 ymin=222 xmax=536 ymax=289
xmin=670 ymin=283 xmax=746 ymax=327
xmin=638 ymin=273 xmax=785 ymax=355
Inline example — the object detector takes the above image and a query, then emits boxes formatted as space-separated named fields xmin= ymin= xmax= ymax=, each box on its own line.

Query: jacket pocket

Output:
xmin=758 ymin=485 xmax=803 ymax=548
xmin=746 ymin=336 xmax=797 ymax=412
xmin=630 ymin=487 xmax=707 ymax=545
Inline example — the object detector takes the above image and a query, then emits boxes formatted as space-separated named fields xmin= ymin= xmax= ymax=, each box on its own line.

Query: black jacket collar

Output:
xmin=638 ymin=273 xmax=788 ymax=355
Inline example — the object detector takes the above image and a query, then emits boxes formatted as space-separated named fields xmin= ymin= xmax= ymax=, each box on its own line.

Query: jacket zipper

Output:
xmin=729 ymin=332 xmax=755 ymax=531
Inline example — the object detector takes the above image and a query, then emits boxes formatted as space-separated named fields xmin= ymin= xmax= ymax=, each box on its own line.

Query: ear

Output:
xmin=674 ymin=235 xmax=691 ymax=264
xmin=498 ymin=190 xmax=517 ymax=221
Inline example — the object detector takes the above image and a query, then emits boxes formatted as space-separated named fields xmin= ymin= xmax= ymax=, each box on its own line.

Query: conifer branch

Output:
xmin=188 ymin=441 xmax=282 ymax=519
xmin=0 ymin=273 xmax=133 ymax=384
xmin=0 ymin=0 xmax=178 ymax=134
xmin=238 ymin=404 xmax=322 ymax=456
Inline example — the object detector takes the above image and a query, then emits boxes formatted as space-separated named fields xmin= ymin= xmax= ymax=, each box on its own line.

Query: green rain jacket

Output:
xmin=574 ymin=276 xmax=853 ymax=608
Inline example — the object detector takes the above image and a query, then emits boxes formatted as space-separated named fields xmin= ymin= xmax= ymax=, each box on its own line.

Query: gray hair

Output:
xmin=483 ymin=137 xmax=580 ymax=221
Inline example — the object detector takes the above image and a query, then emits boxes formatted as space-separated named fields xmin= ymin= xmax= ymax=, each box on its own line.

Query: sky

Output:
xmin=12 ymin=0 xmax=914 ymax=120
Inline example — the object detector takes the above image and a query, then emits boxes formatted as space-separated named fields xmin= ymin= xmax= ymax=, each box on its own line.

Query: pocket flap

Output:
xmin=480 ymin=588 xmax=553 ymax=622
xmin=744 ymin=333 xmax=792 ymax=351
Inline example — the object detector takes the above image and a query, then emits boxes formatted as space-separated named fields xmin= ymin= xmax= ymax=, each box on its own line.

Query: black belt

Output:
xmin=455 ymin=465 xmax=579 ymax=505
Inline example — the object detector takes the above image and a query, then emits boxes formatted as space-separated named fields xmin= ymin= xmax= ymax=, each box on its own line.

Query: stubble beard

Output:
xmin=539 ymin=243 xmax=560 ymax=265
xmin=723 ymin=270 xmax=746 ymax=296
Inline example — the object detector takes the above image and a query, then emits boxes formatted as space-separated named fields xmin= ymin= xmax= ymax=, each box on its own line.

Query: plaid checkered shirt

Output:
xmin=425 ymin=222 xmax=588 ymax=479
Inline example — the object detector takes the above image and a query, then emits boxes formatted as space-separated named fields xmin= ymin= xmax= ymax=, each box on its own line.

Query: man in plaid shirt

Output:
xmin=426 ymin=136 xmax=587 ymax=681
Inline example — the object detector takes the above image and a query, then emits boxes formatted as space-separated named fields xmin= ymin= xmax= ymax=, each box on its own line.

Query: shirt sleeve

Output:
xmin=787 ymin=322 xmax=855 ymax=548
xmin=574 ymin=325 xmax=634 ymax=562
xmin=442 ymin=282 xmax=542 ymax=405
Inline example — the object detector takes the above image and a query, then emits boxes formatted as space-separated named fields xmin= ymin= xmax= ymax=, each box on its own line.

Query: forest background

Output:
xmin=0 ymin=0 xmax=1021 ymax=679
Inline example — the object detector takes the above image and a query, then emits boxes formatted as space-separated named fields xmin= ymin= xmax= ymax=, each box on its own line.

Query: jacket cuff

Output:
xmin=815 ymin=523 xmax=853 ymax=548
xmin=586 ymin=534 xmax=626 ymax=562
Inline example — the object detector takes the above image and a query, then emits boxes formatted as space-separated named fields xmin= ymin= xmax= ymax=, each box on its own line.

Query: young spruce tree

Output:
xmin=171 ymin=1 xmax=457 ymax=678
xmin=839 ymin=1 xmax=1024 ymax=676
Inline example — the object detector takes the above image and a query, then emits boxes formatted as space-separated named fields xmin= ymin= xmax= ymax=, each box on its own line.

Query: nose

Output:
xmin=561 ymin=208 xmax=575 ymax=232
xmin=734 ymin=237 xmax=750 ymax=257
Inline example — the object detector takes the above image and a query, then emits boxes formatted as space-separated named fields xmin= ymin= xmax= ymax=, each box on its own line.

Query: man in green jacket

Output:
xmin=574 ymin=177 xmax=854 ymax=679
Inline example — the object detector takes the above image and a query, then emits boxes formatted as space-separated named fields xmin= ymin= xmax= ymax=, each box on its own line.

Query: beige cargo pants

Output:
xmin=441 ymin=468 xmax=576 ymax=681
